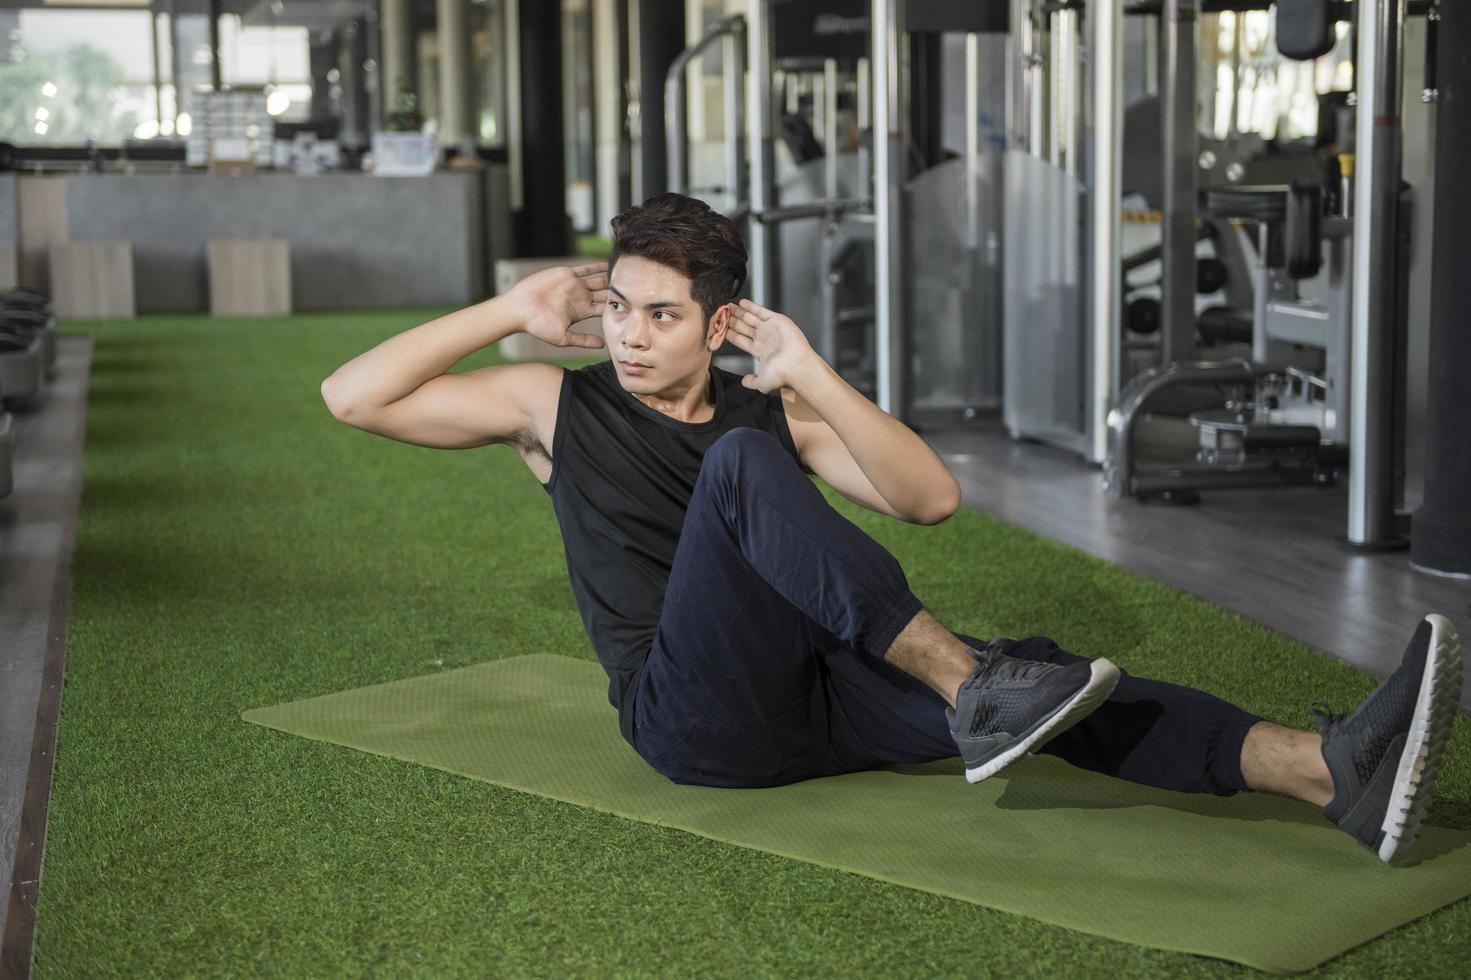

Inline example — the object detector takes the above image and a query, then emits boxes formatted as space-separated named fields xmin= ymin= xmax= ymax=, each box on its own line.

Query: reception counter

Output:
xmin=0 ymin=167 xmax=513 ymax=313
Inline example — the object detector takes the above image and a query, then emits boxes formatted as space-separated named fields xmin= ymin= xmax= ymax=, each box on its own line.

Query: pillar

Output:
xmin=435 ymin=0 xmax=473 ymax=146
xmin=1410 ymin=3 xmax=1471 ymax=576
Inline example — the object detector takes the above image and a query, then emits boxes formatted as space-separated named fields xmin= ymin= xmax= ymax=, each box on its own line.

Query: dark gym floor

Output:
xmin=1 ymin=335 xmax=87 ymax=948
xmin=922 ymin=418 xmax=1471 ymax=706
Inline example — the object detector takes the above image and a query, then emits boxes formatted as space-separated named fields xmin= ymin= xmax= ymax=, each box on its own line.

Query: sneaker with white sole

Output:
xmin=1312 ymin=613 xmax=1463 ymax=864
xmin=947 ymin=641 xmax=1122 ymax=783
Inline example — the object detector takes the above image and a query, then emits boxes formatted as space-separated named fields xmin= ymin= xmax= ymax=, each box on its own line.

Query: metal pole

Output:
xmin=746 ymin=0 xmax=774 ymax=305
xmin=209 ymin=0 xmax=222 ymax=91
xmin=965 ymin=33 xmax=980 ymax=250
xmin=872 ymin=0 xmax=907 ymax=419
xmin=723 ymin=22 xmax=746 ymax=212
xmin=151 ymin=10 xmax=163 ymax=129
xmin=615 ymin=0 xmax=632 ymax=212
xmin=507 ymin=0 xmax=524 ymax=210
xmin=1058 ymin=7 xmax=1078 ymax=173
xmin=667 ymin=15 xmax=745 ymax=197
xmin=1048 ymin=8 xmax=1062 ymax=167
xmin=1348 ymin=0 xmax=1406 ymax=547
xmin=1160 ymin=0 xmax=1198 ymax=366
xmin=856 ymin=56 xmax=870 ymax=196
xmin=1089 ymin=0 xmax=1123 ymax=463
xmin=168 ymin=2 xmax=180 ymax=131
xmin=1027 ymin=1 xmax=1045 ymax=155
xmin=812 ymin=71 xmax=825 ymax=159
xmin=824 ymin=58 xmax=839 ymax=201
xmin=666 ymin=54 xmax=689 ymax=194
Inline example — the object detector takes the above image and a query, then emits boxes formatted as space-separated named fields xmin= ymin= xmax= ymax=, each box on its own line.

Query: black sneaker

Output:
xmin=947 ymin=641 xmax=1121 ymax=783
xmin=1312 ymin=614 xmax=1463 ymax=864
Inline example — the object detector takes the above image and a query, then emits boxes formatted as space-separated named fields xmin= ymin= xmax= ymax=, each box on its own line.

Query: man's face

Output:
xmin=603 ymin=254 xmax=726 ymax=391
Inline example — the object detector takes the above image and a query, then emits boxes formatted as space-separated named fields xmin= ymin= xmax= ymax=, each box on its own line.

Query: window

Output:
xmin=0 ymin=9 xmax=158 ymax=145
xmin=217 ymin=10 xmax=312 ymax=124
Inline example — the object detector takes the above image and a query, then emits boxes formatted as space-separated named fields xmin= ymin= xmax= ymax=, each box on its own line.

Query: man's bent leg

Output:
xmin=884 ymin=608 xmax=978 ymax=708
xmin=634 ymin=428 xmax=932 ymax=786
xmin=641 ymin=427 xmax=1278 ymax=798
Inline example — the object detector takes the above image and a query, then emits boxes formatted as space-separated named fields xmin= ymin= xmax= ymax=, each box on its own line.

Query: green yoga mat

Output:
xmin=242 ymin=653 xmax=1471 ymax=975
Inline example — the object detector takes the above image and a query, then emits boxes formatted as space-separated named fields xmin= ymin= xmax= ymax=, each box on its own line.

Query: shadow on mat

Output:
xmin=877 ymin=755 xmax=1471 ymax=866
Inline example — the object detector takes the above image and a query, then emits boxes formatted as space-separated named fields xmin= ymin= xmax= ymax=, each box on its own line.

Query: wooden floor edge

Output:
xmin=2 ymin=336 xmax=92 ymax=980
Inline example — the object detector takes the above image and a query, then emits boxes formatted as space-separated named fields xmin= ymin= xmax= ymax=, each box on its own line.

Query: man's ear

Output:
xmin=707 ymin=303 xmax=731 ymax=351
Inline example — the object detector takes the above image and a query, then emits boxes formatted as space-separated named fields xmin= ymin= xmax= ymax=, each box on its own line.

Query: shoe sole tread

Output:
xmin=1378 ymin=614 xmax=1462 ymax=864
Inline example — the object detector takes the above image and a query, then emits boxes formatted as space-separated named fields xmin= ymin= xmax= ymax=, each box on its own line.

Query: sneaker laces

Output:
xmin=1310 ymin=699 xmax=1401 ymax=787
xmin=1309 ymin=700 xmax=1345 ymax=733
xmin=963 ymin=657 xmax=1068 ymax=738
xmin=969 ymin=654 xmax=1058 ymax=689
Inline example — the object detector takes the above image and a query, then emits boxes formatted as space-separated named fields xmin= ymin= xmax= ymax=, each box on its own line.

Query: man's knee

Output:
xmin=702 ymin=427 xmax=789 ymax=478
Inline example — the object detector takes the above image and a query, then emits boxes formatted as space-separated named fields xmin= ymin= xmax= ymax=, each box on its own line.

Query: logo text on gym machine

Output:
xmin=812 ymin=15 xmax=868 ymax=35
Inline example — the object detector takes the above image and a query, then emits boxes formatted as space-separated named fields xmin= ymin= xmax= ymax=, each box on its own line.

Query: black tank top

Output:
xmin=541 ymin=358 xmax=800 ymax=747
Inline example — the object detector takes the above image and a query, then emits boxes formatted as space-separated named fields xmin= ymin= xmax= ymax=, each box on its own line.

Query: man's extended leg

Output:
xmin=840 ymin=601 xmax=1463 ymax=863
xmin=1239 ymin=721 xmax=1334 ymax=806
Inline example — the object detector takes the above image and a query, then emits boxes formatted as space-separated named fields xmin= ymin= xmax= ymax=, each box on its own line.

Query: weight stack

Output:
xmin=1411 ymin=2 xmax=1471 ymax=577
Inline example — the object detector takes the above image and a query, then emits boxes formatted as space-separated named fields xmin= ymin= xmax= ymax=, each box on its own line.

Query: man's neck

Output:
xmin=636 ymin=365 xmax=714 ymax=423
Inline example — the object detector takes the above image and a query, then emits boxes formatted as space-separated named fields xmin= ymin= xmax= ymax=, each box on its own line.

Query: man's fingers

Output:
xmin=737 ymin=297 xmax=772 ymax=320
xmin=580 ymin=272 xmax=609 ymax=290
xmin=570 ymin=262 xmax=609 ymax=278
xmin=729 ymin=304 xmax=763 ymax=327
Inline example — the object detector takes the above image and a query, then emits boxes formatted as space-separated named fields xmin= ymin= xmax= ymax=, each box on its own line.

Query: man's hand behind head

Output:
xmin=506 ymin=263 xmax=609 ymax=350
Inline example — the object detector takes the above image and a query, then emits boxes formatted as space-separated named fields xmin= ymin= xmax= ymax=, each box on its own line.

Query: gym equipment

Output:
xmin=1 ymin=289 xmax=58 ymax=378
xmin=1104 ymin=0 xmax=1435 ymax=531
xmin=668 ymin=2 xmax=1005 ymax=417
xmin=1276 ymin=0 xmax=1337 ymax=61
xmin=0 ymin=293 xmax=51 ymax=412
xmin=243 ymin=652 xmax=1471 ymax=975
xmin=0 ymin=330 xmax=43 ymax=409
xmin=0 ymin=402 xmax=10 ymax=499
xmin=1001 ymin=0 xmax=1123 ymax=461
xmin=1107 ymin=187 xmax=1356 ymax=499
xmin=0 ymin=285 xmax=56 ymax=499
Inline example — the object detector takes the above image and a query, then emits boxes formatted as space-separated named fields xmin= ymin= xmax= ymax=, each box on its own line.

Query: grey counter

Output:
xmin=2 ymin=168 xmax=513 ymax=313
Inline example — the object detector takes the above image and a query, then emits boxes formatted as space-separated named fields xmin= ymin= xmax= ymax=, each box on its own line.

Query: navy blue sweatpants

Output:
xmin=631 ymin=428 xmax=1266 ymax=792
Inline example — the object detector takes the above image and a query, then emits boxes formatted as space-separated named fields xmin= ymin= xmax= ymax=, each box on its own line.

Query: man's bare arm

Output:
xmin=785 ymin=356 xmax=960 ymax=525
xmin=320 ymin=264 xmax=607 ymax=419
xmin=319 ymin=299 xmax=524 ymax=418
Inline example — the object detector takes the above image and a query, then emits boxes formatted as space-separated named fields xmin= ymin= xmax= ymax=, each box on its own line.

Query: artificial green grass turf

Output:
xmin=37 ymin=310 xmax=1471 ymax=978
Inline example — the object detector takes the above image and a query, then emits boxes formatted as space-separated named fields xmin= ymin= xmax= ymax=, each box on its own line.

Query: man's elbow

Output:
xmin=912 ymin=479 xmax=962 ymax=526
xmin=321 ymin=378 xmax=356 ymax=421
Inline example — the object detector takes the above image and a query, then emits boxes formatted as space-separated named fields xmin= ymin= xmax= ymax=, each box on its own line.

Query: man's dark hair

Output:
xmin=608 ymin=193 xmax=748 ymax=326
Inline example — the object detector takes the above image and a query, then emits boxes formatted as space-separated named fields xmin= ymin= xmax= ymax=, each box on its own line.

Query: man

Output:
xmin=322 ymin=193 xmax=1462 ymax=865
